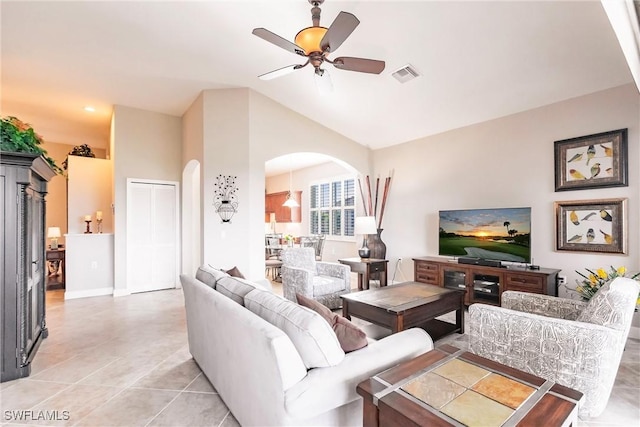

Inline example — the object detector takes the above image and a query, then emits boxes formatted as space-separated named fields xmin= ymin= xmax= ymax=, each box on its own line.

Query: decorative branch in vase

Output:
xmin=357 ymin=171 xmax=393 ymax=260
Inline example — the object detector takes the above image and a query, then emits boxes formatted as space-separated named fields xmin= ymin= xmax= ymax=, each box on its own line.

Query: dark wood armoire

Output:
xmin=1 ymin=152 xmax=55 ymax=382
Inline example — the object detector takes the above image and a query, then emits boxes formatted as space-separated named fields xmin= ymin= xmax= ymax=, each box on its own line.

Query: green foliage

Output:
xmin=62 ymin=144 xmax=96 ymax=170
xmin=1 ymin=116 xmax=62 ymax=174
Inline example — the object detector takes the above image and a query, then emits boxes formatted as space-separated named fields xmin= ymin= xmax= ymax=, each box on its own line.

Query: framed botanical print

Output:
xmin=555 ymin=198 xmax=627 ymax=254
xmin=554 ymin=128 xmax=628 ymax=191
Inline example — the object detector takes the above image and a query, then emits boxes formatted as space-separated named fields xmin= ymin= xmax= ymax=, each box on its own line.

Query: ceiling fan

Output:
xmin=252 ymin=0 xmax=385 ymax=84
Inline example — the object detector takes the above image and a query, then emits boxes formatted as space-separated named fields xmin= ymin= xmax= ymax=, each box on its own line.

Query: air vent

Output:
xmin=391 ymin=64 xmax=420 ymax=83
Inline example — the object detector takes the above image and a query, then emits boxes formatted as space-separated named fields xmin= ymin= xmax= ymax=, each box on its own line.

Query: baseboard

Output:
xmin=64 ymin=287 xmax=113 ymax=300
xmin=629 ymin=325 xmax=639 ymax=340
xmin=112 ymin=288 xmax=131 ymax=298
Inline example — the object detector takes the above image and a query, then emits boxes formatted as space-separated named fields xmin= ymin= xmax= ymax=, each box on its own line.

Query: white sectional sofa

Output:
xmin=181 ymin=266 xmax=433 ymax=427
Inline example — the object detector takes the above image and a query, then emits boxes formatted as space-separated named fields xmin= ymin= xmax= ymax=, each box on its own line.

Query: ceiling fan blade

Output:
xmin=252 ymin=28 xmax=306 ymax=57
xmin=332 ymin=57 xmax=385 ymax=74
xmin=320 ymin=12 xmax=360 ymax=53
xmin=258 ymin=64 xmax=305 ymax=81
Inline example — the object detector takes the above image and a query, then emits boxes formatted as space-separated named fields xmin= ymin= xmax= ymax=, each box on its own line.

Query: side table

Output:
xmin=357 ymin=344 xmax=582 ymax=427
xmin=46 ymin=248 xmax=65 ymax=290
xmin=338 ymin=258 xmax=388 ymax=290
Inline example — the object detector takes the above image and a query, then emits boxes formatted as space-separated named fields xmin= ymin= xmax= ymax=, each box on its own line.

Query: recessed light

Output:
xmin=84 ymin=106 xmax=95 ymax=112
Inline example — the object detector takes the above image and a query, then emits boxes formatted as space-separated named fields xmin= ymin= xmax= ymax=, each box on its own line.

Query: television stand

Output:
xmin=458 ymin=257 xmax=503 ymax=268
xmin=413 ymin=256 xmax=560 ymax=306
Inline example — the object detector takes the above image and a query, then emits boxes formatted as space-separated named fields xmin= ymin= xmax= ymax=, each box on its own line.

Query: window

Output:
xmin=310 ymin=177 xmax=355 ymax=238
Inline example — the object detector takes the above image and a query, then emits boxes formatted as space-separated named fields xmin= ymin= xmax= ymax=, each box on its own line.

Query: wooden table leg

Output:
xmin=457 ymin=296 xmax=465 ymax=333
xmin=392 ymin=313 xmax=404 ymax=333
xmin=380 ymin=269 xmax=387 ymax=287
xmin=362 ymin=397 xmax=379 ymax=427
xmin=343 ymin=299 xmax=351 ymax=320
xmin=357 ymin=274 xmax=364 ymax=291
xmin=363 ymin=268 xmax=370 ymax=290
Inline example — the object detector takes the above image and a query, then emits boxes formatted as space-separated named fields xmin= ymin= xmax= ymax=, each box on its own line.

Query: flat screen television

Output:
xmin=438 ymin=207 xmax=531 ymax=263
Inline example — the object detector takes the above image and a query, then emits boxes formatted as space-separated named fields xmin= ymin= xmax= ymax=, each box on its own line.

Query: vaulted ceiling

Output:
xmin=1 ymin=1 xmax=633 ymax=152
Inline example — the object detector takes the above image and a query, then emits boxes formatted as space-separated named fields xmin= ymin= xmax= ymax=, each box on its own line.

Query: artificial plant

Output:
xmin=1 ymin=116 xmax=62 ymax=174
xmin=62 ymin=144 xmax=96 ymax=170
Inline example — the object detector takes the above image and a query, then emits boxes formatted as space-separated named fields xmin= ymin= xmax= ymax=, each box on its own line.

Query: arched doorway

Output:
xmin=264 ymin=152 xmax=362 ymax=264
xmin=182 ymin=160 xmax=201 ymax=277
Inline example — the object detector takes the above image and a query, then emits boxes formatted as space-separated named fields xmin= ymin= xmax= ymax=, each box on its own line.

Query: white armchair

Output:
xmin=281 ymin=247 xmax=350 ymax=309
xmin=468 ymin=277 xmax=640 ymax=418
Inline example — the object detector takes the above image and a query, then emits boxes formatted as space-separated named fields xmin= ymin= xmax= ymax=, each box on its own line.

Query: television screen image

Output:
xmin=438 ymin=207 xmax=531 ymax=263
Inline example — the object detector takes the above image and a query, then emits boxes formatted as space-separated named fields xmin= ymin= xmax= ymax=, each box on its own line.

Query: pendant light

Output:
xmin=283 ymin=170 xmax=300 ymax=208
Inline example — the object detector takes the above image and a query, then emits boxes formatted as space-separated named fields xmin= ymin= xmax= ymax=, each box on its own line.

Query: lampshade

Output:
xmin=354 ymin=216 xmax=377 ymax=235
xmin=294 ymin=26 xmax=328 ymax=55
xmin=47 ymin=227 xmax=61 ymax=239
xmin=282 ymin=170 xmax=300 ymax=208
xmin=283 ymin=193 xmax=300 ymax=208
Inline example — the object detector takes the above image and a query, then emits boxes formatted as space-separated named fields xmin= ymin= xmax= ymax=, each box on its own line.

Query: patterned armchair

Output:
xmin=280 ymin=247 xmax=350 ymax=309
xmin=469 ymin=277 xmax=640 ymax=418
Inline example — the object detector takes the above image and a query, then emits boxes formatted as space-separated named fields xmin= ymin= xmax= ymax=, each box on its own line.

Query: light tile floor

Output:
xmin=1 ymin=284 xmax=638 ymax=426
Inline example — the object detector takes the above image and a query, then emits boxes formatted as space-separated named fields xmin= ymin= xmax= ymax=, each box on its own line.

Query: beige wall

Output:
xmin=111 ymin=105 xmax=182 ymax=294
xmin=42 ymin=141 xmax=107 ymax=247
xmin=374 ymin=83 xmax=639 ymax=292
xmin=188 ymin=88 xmax=371 ymax=279
xmin=66 ymin=156 xmax=113 ymax=234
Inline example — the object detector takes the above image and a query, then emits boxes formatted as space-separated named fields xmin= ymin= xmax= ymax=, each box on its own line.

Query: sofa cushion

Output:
xmin=576 ymin=279 xmax=631 ymax=330
xmin=195 ymin=265 xmax=229 ymax=288
xmin=225 ymin=266 xmax=246 ymax=279
xmin=245 ymin=290 xmax=345 ymax=369
xmin=296 ymin=293 xmax=368 ymax=353
xmin=216 ymin=276 xmax=268 ymax=306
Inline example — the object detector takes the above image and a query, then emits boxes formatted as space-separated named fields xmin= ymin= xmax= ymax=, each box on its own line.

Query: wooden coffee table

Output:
xmin=357 ymin=344 xmax=583 ymax=427
xmin=340 ymin=281 xmax=464 ymax=338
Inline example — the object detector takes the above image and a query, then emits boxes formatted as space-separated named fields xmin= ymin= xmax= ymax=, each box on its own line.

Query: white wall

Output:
xmin=65 ymin=234 xmax=114 ymax=299
xmin=374 ymin=83 xmax=639 ymax=295
xmin=112 ymin=105 xmax=182 ymax=295
xmin=182 ymin=93 xmax=204 ymax=275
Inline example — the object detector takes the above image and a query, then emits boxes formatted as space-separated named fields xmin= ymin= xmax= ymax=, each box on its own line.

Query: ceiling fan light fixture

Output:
xmin=314 ymin=68 xmax=333 ymax=94
xmin=294 ymin=26 xmax=328 ymax=55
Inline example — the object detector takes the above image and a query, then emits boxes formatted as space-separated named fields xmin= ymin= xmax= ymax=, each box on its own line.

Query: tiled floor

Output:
xmin=1 ymin=284 xmax=638 ymax=426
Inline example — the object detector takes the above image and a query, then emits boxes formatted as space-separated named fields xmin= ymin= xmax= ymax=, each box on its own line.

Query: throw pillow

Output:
xmin=225 ymin=266 xmax=245 ymax=279
xmin=195 ymin=265 xmax=229 ymax=288
xmin=245 ymin=290 xmax=345 ymax=369
xmin=296 ymin=293 xmax=368 ymax=353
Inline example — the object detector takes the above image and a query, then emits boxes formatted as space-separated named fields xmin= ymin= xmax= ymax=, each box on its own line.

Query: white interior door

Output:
xmin=127 ymin=180 xmax=179 ymax=293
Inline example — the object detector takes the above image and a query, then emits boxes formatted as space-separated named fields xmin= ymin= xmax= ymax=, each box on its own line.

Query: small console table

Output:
xmin=413 ymin=257 xmax=560 ymax=306
xmin=46 ymin=248 xmax=66 ymax=290
xmin=338 ymin=258 xmax=388 ymax=290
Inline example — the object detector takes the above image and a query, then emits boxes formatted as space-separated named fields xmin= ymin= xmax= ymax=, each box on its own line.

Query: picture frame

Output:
xmin=555 ymin=198 xmax=627 ymax=254
xmin=554 ymin=128 xmax=628 ymax=191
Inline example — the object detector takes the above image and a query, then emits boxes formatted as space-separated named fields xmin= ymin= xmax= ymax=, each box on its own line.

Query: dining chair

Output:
xmin=265 ymin=234 xmax=283 ymax=280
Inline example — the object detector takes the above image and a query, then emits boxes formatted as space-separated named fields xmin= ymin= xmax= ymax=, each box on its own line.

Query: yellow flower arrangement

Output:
xmin=575 ymin=266 xmax=640 ymax=302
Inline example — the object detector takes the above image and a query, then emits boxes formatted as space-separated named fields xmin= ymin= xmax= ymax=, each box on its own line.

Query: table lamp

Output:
xmin=355 ymin=216 xmax=377 ymax=258
xmin=48 ymin=227 xmax=61 ymax=249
